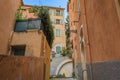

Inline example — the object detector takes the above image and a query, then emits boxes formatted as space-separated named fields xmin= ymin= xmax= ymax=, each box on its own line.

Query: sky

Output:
xmin=23 ymin=0 xmax=68 ymax=19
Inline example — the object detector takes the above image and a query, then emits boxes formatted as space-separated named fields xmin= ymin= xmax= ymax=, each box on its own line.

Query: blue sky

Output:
xmin=23 ymin=0 xmax=68 ymax=19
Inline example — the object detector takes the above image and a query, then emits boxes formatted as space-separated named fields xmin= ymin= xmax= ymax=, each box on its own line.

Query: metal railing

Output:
xmin=14 ymin=18 xmax=42 ymax=32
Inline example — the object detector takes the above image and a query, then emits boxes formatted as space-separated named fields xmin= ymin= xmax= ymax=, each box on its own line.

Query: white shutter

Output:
xmin=54 ymin=10 xmax=56 ymax=16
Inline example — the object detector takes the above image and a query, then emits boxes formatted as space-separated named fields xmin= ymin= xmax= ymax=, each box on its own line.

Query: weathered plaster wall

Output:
xmin=0 ymin=55 xmax=45 ymax=80
xmin=0 ymin=0 xmax=21 ymax=54
xmin=11 ymin=30 xmax=42 ymax=57
xmin=10 ymin=30 xmax=51 ymax=80
xmin=85 ymin=0 xmax=120 ymax=63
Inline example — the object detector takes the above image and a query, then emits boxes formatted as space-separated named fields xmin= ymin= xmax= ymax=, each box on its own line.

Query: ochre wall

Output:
xmin=68 ymin=0 xmax=81 ymax=63
xmin=10 ymin=30 xmax=50 ymax=79
xmin=11 ymin=30 xmax=42 ymax=57
xmin=0 ymin=0 xmax=21 ymax=54
xmin=85 ymin=0 xmax=120 ymax=63
xmin=0 ymin=56 xmax=44 ymax=80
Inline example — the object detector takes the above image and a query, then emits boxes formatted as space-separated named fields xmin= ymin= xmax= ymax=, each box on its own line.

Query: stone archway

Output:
xmin=55 ymin=59 xmax=73 ymax=77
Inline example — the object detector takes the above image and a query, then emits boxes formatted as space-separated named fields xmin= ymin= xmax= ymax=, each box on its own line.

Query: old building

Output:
xmin=0 ymin=1 xmax=51 ymax=80
xmin=22 ymin=5 xmax=66 ymax=57
xmin=68 ymin=0 xmax=120 ymax=80
xmin=47 ymin=6 xmax=66 ymax=57
xmin=9 ymin=19 xmax=50 ymax=80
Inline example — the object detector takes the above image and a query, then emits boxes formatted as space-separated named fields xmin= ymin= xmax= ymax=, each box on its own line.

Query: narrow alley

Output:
xmin=0 ymin=0 xmax=120 ymax=80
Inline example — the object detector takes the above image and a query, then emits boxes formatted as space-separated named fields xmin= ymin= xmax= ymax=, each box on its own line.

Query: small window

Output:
xmin=56 ymin=19 xmax=60 ymax=24
xmin=11 ymin=45 xmax=26 ymax=56
xmin=54 ymin=19 xmax=63 ymax=24
xmin=56 ymin=29 xmax=60 ymax=37
xmin=54 ymin=10 xmax=62 ymax=16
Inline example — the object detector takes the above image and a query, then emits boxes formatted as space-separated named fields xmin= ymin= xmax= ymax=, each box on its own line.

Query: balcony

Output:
xmin=14 ymin=18 xmax=42 ymax=32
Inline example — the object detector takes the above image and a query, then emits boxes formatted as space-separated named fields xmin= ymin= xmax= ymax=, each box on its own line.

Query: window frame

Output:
xmin=11 ymin=45 xmax=26 ymax=56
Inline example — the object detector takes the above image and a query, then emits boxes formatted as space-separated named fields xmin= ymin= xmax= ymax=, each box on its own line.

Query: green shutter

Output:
xmin=56 ymin=46 xmax=61 ymax=54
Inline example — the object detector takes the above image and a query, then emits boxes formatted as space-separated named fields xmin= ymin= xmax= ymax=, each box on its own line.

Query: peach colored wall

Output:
xmin=68 ymin=0 xmax=120 ymax=64
xmin=0 ymin=0 xmax=21 ymax=54
xmin=10 ymin=30 xmax=50 ymax=79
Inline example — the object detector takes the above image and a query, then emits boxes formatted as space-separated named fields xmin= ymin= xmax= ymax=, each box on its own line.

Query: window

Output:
xmin=56 ymin=29 xmax=60 ymax=37
xmin=54 ymin=10 xmax=62 ymax=16
xmin=54 ymin=19 xmax=63 ymax=24
xmin=11 ymin=45 xmax=26 ymax=56
xmin=56 ymin=46 xmax=61 ymax=54
xmin=56 ymin=19 xmax=60 ymax=24
xmin=49 ymin=9 xmax=52 ymax=15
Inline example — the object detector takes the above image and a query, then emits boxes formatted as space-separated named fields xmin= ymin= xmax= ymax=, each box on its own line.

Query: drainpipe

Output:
xmin=8 ymin=31 xmax=14 ymax=55
xmin=82 ymin=0 xmax=93 ymax=80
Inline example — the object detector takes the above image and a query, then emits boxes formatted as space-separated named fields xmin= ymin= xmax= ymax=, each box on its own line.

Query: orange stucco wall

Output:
xmin=0 ymin=0 xmax=21 ymax=54
xmin=10 ymin=30 xmax=50 ymax=79
xmin=68 ymin=0 xmax=120 ymax=64
xmin=85 ymin=0 xmax=120 ymax=63
xmin=11 ymin=30 xmax=43 ymax=57
xmin=0 ymin=55 xmax=45 ymax=80
xmin=68 ymin=0 xmax=81 ymax=64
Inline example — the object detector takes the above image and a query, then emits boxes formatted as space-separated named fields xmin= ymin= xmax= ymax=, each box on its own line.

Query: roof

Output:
xmin=23 ymin=5 xmax=65 ymax=10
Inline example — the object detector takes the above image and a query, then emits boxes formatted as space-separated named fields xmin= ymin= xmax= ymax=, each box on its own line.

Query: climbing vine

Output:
xmin=61 ymin=16 xmax=72 ymax=58
xmin=30 ymin=6 xmax=54 ymax=48
xmin=16 ymin=6 xmax=27 ymax=20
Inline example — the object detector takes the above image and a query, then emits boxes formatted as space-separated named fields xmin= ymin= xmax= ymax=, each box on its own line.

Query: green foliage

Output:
xmin=62 ymin=15 xmax=72 ymax=58
xmin=30 ymin=6 xmax=54 ymax=48
xmin=61 ymin=47 xmax=67 ymax=56
xmin=16 ymin=6 xmax=27 ymax=20
xmin=56 ymin=73 xmax=66 ymax=78
xmin=72 ymin=72 xmax=76 ymax=78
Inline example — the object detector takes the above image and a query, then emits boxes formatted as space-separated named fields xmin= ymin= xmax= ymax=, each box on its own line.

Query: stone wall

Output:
xmin=77 ymin=60 xmax=120 ymax=80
